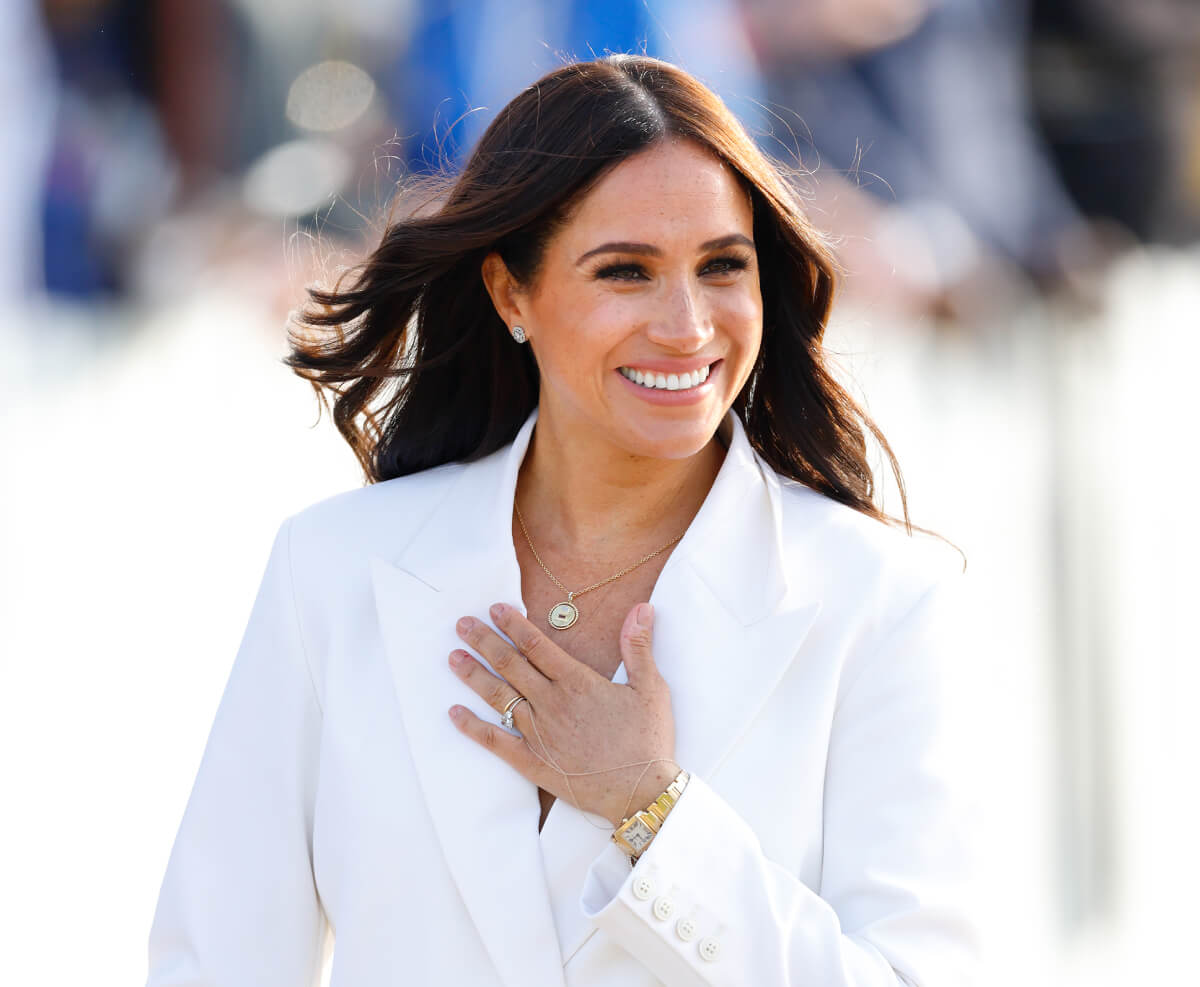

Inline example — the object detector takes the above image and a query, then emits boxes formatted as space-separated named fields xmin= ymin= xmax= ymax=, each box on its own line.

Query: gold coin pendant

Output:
xmin=548 ymin=601 xmax=579 ymax=630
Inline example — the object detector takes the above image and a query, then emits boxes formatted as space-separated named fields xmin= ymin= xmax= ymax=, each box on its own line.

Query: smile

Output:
xmin=618 ymin=363 xmax=713 ymax=391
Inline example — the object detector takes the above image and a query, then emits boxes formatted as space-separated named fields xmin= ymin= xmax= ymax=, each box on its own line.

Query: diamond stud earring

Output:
xmin=510 ymin=325 xmax=527 ymax=344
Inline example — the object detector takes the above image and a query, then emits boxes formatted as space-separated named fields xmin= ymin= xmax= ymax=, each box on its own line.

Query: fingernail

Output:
xmin=449 ymin=705 xmax=465 ymax=720
xmin=490 ymin=603 xmax=506 ymax=619
xmin=636 ymin=603 xmax=653 ymax=628
xmin=456 ymin=617 xmax=473 ymax=633
xmin=449 ymin=650 xmax=467 ymax=668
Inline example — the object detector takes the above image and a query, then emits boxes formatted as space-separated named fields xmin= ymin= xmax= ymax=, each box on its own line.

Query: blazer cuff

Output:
xmin=580 ymin=773 xmax=742 ymax=982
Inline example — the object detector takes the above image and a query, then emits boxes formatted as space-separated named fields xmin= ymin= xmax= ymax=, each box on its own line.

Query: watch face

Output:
xmin=625 ymin=818 xmax=655 ymax=853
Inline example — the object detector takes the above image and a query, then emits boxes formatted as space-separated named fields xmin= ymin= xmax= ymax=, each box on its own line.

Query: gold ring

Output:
xmin=500 ymin=695 xmax=527 ymax=730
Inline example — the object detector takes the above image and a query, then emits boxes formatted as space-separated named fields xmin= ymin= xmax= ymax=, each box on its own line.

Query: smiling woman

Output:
xmin=480 ymin=138 xmax=761 ymax=475
xmin=146 ymin=56 xmax=979 ymax=987
xmin=284 ymin=55 xmax=895 ymax=515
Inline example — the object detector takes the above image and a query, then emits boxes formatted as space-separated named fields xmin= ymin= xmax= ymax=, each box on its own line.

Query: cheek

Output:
xmin=579 ymin=293 xmax=640 ymax=324
xmin=528 ymin=293 xmax=631 ymax=388
xmin=716 ymin=288 xmax=763 ymax=348
xmin=545 ymin=294 xmax=642 ymax=354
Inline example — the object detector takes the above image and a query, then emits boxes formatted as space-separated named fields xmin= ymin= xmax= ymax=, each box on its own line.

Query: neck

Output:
xmin=515 ymin=411 xmax=726 ymax=558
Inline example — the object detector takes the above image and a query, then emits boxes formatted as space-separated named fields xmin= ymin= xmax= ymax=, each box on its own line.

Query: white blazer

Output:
xmin=147 ymin=407 xmax=981 ymax=986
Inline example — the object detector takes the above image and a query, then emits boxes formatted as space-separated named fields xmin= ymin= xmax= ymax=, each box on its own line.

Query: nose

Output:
xmin=644 ymin=276 xmax=714 ymax=353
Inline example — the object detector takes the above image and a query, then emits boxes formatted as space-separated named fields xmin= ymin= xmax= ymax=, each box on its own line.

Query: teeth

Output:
xmin=619 ymin=364 xmax=712 ymax=391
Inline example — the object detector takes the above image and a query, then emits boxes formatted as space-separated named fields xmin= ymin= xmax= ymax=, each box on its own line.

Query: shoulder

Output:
xmin=768 ymin=470 xmax=973 ymax=705
xmin=285 ymin=460 xmax=467 ymax=572
xmin=771 ymin=468 xmax=966 ymax=626
xmin=776 ymin=470 xmax=962 ymax=573
xmin=265 ymin=460 xmax=470 ymax=672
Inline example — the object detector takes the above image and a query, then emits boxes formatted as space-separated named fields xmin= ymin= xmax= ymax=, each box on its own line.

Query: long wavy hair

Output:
xmin=286 ymin=54 xmax=947 ymax=545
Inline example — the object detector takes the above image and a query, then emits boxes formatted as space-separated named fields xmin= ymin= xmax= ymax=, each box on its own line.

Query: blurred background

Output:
xmin=1 ymin=0 xmax=1197 ymax=983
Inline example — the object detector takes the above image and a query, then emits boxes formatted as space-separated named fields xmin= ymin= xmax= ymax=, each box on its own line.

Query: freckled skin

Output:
xmin=512 ymin=137 xmax=763 ymax=463
xmin=467 ymin=138 xmax=764 ymax=830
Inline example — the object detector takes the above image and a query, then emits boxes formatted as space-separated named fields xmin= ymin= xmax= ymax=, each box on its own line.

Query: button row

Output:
xmin=628 ymin=875 xmax=720 ymax=961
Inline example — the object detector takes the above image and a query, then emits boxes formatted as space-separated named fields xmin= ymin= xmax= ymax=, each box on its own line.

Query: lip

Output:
xmin=615 ymin=359 xmax=722 ymax=404
xmin=617 ymin=357 xmax=720 ymax=376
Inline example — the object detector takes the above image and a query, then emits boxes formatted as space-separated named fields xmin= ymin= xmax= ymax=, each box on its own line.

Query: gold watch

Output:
xmin=612 ymin=768 xmax=690 ymax=864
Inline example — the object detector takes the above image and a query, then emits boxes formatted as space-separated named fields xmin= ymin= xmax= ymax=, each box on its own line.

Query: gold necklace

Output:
xmin=513 ymin=502 xmax=686 ymax=630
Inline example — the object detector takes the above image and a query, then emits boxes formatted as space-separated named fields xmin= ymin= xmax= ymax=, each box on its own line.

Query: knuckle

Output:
xmin=487 ymin=682 xmax=510 ymax=709
xmin=481 ymin=724 xmax=500 ymax=751
xmin=491 ymin=647 xmax=512 ymax=671
xmin=516 ymin=629 xmax=542 ymax=656
xmin=627 ymin=627 xmax=652 ymax=650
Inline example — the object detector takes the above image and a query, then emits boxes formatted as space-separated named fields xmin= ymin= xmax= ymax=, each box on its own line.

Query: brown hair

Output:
xmin=286 ymin=54 xmax=951 ymax=549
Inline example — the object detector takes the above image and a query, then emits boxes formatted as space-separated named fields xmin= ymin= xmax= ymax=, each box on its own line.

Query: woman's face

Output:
xmin=490 ymin=138 xmax=763 ymax=461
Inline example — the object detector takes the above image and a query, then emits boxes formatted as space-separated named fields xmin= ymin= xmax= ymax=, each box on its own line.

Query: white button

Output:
xmin=632 ymin=876 xmax=655 ymax=901
xmin=675 ymin=917 xmax=697 ymax=941
xmin=652 ymin=895 xmax=675 ymax=920
xmin=699 ymin=936 xmax=721 ymax=962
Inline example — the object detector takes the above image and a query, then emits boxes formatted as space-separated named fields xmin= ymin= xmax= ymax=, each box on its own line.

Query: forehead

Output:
xmin=557 ymin=139 xmax=753 ymax=245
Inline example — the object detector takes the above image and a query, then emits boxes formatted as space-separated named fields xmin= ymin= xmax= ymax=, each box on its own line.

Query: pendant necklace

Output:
xmin=513 ymin=502 xmax=686 ymax=630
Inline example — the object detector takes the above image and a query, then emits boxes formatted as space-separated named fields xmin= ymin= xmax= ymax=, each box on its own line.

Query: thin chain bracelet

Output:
xmin=518 ymin=702 xmax=679 ymax=829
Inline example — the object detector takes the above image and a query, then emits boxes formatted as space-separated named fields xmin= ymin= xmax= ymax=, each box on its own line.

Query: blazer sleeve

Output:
xmin=580 ymin=570 xmax=982 ymax=986
xmin=146 ymin=517 xmax=329 ymax=987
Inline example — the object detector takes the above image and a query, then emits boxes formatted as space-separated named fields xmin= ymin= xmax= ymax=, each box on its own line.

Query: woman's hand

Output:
xmin=447 ymin=601 xmax=678 ymax=828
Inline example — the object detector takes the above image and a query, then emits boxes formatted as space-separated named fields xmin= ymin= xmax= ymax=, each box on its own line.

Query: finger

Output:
xmin=619 ymin=602 xmax=660 ymax=688
xmin=448 ymin=652 xmax=549 ymax=760
xmin=488 ymin=602 xmax=587 ymax=685
xmin=450 ymin=645 xmax=557 ymax=774
xmin=455 ymin=615 xmax=550 ymax=697
xmin=448 ymin=704 xmax=542 ymax=780
xmin=448 ymin=648 xmax=530 ymax=718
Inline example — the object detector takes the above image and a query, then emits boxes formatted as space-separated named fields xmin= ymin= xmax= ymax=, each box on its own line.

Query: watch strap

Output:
xmin=612 ymin=768 xmax=690 ymax=863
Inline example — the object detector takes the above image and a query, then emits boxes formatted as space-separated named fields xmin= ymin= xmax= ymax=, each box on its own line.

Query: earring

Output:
xmin=510 ymin=325 xmax=527 ymax=344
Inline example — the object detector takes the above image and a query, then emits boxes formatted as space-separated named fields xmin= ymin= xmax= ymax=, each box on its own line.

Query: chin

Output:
xmin=615 ymin=411 xmax=727 ymax=461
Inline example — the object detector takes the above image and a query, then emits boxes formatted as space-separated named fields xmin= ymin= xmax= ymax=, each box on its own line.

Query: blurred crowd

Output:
xmin=6 ymin=0 xmax=1199 ymax=335
xmin=4 ymin=6 xmax=1199 ymax=985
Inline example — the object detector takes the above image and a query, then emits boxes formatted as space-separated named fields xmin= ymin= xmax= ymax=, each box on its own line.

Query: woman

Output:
xmin=147 ymin=55 xmax=980 ymax=986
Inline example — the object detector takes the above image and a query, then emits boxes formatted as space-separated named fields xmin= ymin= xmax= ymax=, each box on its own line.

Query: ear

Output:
xmin=481 ymin=252 xmax=531 ymax=337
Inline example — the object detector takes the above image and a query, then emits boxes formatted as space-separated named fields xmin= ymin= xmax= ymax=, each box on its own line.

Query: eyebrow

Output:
xmin=575 ymin=233 xmax=755 ymax=266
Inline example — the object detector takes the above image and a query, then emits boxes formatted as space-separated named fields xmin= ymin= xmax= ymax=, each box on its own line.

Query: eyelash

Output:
xmin=593 ymin=254 xmax=750 ymax=281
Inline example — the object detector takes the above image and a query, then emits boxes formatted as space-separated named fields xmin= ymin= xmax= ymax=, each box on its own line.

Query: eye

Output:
xmin=701 ymin=254 xmax=750 ymax=276
xmin=593 ymin=262 xmax=649 ymax=282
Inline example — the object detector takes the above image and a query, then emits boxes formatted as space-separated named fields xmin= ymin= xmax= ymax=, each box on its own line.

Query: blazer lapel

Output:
xmin=540 ymin=413 xmax=824 ymax=964
xmin=370 ymin=410 xmax=569 ymax=987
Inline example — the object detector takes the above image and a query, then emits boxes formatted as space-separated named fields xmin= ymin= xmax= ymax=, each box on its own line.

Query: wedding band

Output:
xmin=500 ymin=695 xmax=527 ymax=730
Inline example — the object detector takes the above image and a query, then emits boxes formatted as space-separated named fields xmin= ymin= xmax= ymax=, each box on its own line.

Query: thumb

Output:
xmin=620 ymin=602 xmax=658 ymax=685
